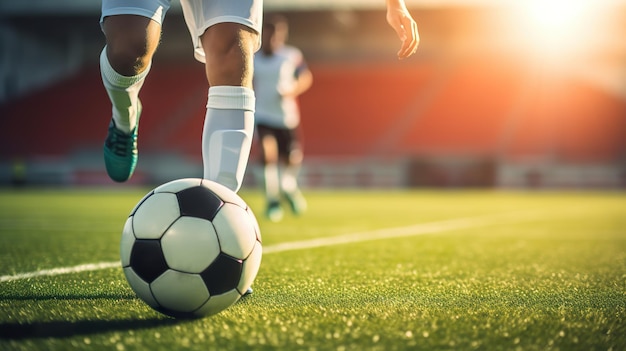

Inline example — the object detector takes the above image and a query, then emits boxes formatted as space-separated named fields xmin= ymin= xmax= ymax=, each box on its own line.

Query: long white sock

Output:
xmin=202 ymin=86 xmax=255 ymax=193
xmin=263 ymin=163 xmax=280 ymax=202
xmin=100 ymin=47 xmax=149 ymax=133
xmin=281 ymin=164 xmax=301 ymax=194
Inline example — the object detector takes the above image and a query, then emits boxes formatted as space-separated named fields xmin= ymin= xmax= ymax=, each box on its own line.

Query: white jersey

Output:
xmin=253 ymin=46 xmax=307 ymax=129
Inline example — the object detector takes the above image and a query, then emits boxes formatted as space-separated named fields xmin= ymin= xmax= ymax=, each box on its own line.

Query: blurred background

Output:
xmin=0 ymin=0 xmax=625 ymax=189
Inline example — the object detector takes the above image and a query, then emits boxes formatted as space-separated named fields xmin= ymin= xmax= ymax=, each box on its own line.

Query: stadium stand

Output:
xmin=1 ymin=6 xmax=624 ymax=187
xmin=1 ymin=58 xmax=624 ymax=187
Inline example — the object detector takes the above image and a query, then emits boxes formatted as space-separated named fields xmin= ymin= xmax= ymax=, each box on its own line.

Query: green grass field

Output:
xmin=0 ymin=188 xmax=624 ymax=351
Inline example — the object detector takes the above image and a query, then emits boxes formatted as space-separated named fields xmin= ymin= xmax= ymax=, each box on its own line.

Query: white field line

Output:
xmin=0 ymin=210 xmax=546 ymax=283
xmin=0 ymin=262 xmax=121 ymax=283
xmin=263 ymin=210 xmax=543 ymax=254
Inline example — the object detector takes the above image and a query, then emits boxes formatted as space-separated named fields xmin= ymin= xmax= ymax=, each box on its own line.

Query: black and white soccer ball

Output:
xmin=120 ymin=178 xmax=262 ymax=318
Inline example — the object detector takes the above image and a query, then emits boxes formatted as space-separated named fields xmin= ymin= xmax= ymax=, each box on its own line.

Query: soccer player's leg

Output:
xmin=100 ymin=8 xmax=163 ymax=182
xmin=281 ymin=129 xmax=307 ymax=215
xmin=259 ymin=128 xmax=284 ymax=222
xmin=199 ymin=22 xmax=259 ymax=193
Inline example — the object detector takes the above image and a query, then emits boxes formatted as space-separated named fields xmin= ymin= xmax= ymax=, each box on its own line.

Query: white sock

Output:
xmin=100 ymin=47 xmax=149 ymax=133
xmin=263 ymin=163 xmax=280 ymax=202
xmin=281 ymin=165 xmax=300 ymax=194
xmin=202 ymin=86 xmax=255 ymax=193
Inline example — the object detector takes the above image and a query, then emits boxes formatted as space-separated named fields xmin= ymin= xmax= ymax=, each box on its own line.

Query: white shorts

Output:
xmin=101 ymin=0 xmax=262 ymax=62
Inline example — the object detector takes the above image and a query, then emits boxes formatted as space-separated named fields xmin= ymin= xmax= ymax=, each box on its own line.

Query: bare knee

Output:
xmin=288 ymin=149 xmax=303 ymax=166
xmin=102 ymin=15 xmax=161 ymax=76
xmin=262 ymin=136 xmax=279 ymax=165
xmin=201 ymin=23 xmax=258 ymax=87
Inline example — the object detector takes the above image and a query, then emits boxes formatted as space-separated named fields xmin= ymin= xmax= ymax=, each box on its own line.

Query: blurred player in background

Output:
xmin=99 ymin=0 xmax=418 ymax=192
xmin=253 ymin=14 xmax=313 ymax=222
xmin=100 ymin=0 xmax=261 ymax=193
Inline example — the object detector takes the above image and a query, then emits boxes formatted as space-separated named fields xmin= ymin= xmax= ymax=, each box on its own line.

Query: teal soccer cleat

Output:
xmin=103 ymin=106 xmax=140 ymax=182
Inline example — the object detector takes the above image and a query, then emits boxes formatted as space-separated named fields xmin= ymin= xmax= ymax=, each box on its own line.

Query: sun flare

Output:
xmin=523 ymin=0 xmax=586 ymax=32
xmin=507 ymin=0 xmax=604 ymax=63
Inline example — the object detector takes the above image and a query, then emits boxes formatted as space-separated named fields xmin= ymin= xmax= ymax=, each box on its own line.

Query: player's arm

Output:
xmin=291 ymin=66 xmax=313 ymax=98
xmin=385 ymin=0 xmax=419 ymax=59
xmin=282 ymin=58 xmax=313 ymax=98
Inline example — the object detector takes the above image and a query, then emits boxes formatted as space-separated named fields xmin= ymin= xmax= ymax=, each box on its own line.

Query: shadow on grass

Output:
xmin=1 ymin=290 xmax=253 ymax=339
xmin=0 ymin=318 xmax=183 ymax=339
xmin=0 ymin=291 xmax=188 ymax=339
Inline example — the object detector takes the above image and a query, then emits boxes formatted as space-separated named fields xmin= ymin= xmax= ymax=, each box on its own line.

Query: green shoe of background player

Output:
xmin=265 ymin=200 xmax=284 ymax=222
xmin=103 ymin=104 xmax=141 ymax=182
xmin=285 ymin=189 xmax=307 ymax=216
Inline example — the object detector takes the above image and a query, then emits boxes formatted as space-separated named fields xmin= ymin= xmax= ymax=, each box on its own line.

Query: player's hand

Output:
xmin=386 ymin=0 xmax=419 ymax=59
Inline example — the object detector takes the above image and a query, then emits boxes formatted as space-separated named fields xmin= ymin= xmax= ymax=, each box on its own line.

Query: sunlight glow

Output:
xmin=508 ymin=0 xmax=602 ymax=64
xmin=524 ymin=0 xmax=586 ymax=31
xmin=520 ymin=0 xmax=589 ymax=45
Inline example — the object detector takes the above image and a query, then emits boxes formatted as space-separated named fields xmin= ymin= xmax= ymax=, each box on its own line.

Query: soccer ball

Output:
xmin=120 ymin=178 xmax=262 ymax=318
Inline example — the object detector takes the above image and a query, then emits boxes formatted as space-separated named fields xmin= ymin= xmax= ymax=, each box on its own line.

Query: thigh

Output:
xmin=256 ymin=125 xmax=279 ymax=163
xmin=179 ymin=0 xmax=263 ymax=62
